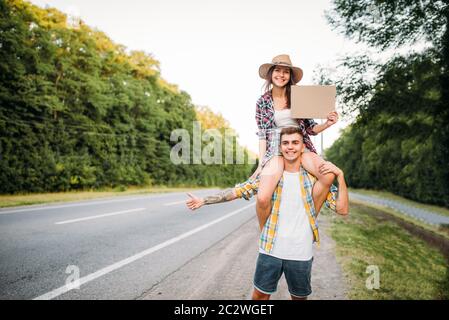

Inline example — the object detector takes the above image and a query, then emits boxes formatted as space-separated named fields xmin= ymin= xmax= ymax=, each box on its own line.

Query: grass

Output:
xmin=349 ymin=198 xmax=449 ymax=241
xmin=350 ymin=188 xmax=449 ymax=218
xmin=0 ymin=185 xmax=215 ymax=208
xmin=323 ymin=202 xmax=449 ymax=300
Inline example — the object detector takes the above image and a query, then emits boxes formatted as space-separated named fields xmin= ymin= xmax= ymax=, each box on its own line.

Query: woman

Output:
xmin=251 ymin=54 xmax=338 ymax=227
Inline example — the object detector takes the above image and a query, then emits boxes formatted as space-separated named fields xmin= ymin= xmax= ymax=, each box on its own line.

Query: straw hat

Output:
xmin=258 ymin=54 xmax=303 ymax=84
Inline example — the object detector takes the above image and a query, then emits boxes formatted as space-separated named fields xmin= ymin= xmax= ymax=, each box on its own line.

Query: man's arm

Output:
xmin=335 ymin=172 xmax=349 ymax=215
xmin=313 ymin=161 xmax=349 ymax=216
xmin=186 ymin=176 xmax=259 ymax=211
xmin=186 ymin=189 xmax=238 ymax=210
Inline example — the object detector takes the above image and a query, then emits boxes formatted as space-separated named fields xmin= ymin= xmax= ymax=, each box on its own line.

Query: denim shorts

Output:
xmin=253 ymin=253 xmax=313 ymax=298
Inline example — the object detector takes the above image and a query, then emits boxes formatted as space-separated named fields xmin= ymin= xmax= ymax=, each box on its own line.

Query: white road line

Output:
xmin=34 ymin=202 xmax=255 ymax=300
xmin=0 ymin=193 xmax=189 ymax=215
xmin=55 ymin=208 xmax=146 ymax=225
xmin=164 ymin=200 xmax=187 ymax=206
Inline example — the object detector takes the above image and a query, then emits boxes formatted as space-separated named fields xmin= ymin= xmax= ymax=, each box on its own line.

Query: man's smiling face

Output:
xmin=280 ymin=132 xmax=304 ymax=162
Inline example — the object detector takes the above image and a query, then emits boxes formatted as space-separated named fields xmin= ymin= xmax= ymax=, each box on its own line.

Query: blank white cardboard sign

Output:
xmin=290 ymin=85 xmax=336 ymax=119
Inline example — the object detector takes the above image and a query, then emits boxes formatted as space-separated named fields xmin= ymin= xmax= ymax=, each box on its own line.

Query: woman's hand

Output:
xmin=186 ymin=193 xmax=205 ymax=210
xmin=325 ymin=111 xmax=339 ymax=127
xmin=249 ymin=166 xmax=262 ymax=180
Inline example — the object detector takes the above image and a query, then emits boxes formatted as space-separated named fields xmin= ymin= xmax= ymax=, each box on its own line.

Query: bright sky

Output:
xmin=29 ymin=0 xmax=365 ymax=155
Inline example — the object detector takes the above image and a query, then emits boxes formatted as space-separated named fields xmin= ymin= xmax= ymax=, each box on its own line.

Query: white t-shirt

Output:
xmin=260 ymin=171 xmax=314 ymax=261
xmin=274 ymin=109 xmax=299 ymax=128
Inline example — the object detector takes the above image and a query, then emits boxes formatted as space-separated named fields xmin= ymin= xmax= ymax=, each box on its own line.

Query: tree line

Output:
xmin=324 ymin=0 xmax=449 ymax=207
xmin=0 ymin=0 xmax=255 ymax=193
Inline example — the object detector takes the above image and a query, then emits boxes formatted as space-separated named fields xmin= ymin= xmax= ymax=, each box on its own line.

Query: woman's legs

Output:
xmin=256 ymin=156 xmax=284 ymax=230
xmin=301 ymin=152 xmax=335 ymax=213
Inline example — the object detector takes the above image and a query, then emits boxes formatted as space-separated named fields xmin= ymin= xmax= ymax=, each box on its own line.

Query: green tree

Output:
xmin=0 ymin=0 xmax=254 ymax=193
xmin=325 ymin=0 xmax=449 ymax=206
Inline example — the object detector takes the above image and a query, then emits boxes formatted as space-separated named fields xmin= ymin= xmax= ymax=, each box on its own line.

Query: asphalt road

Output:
xmin=140 ymin=213 xmax=348 ymax=300
xmin=349 ymin=192 xmax=449 ymax=226
xmin=0 ymin=190 xmax=256 ymax=300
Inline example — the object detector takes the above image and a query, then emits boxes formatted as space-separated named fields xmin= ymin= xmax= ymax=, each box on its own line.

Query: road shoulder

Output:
xmin=139 ymin=214 xmax=348 ymax=300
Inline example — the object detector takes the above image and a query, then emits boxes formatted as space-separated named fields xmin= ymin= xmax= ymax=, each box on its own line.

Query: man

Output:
xmin=186 ymin=126 xmax=349 ymax=300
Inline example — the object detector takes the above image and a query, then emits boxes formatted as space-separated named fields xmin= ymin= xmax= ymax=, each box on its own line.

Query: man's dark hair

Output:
xmin=280 ymin=126 xmax=303 ymax=139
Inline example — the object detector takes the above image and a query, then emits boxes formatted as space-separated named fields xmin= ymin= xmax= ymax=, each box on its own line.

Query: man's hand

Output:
xmin=325 ymin=111 xmax=339 ymax=127
xmin=186 ymin=193 xmax=205 ymax=210
xmin=318 ymin=161 xmax=343 ymax=177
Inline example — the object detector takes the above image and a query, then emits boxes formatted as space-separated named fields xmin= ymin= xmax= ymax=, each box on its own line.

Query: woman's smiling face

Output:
xmin=271 ymin=66 xmax=291 ymax=88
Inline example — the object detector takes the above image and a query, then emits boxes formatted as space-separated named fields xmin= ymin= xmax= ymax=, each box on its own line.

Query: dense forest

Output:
xmin=324 ymin=0 xmax=449 ymax=207
xmin=0 ymin=0 xmax=255 ymax=193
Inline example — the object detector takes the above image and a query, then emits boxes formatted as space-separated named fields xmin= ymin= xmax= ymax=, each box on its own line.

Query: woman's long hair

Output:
xmin=262 ymin=65 xmax=295 ymax=108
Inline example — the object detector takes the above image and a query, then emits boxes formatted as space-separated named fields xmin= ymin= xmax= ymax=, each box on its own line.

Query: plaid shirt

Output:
xmin=255 ymin=91 xmax=318 ymax=159
xmin=234 ymin=166 xmax=338 ymax=253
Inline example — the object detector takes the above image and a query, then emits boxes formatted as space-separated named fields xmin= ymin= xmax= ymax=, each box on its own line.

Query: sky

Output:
xmin=29 ymin=0 xmax=367 ymax=155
